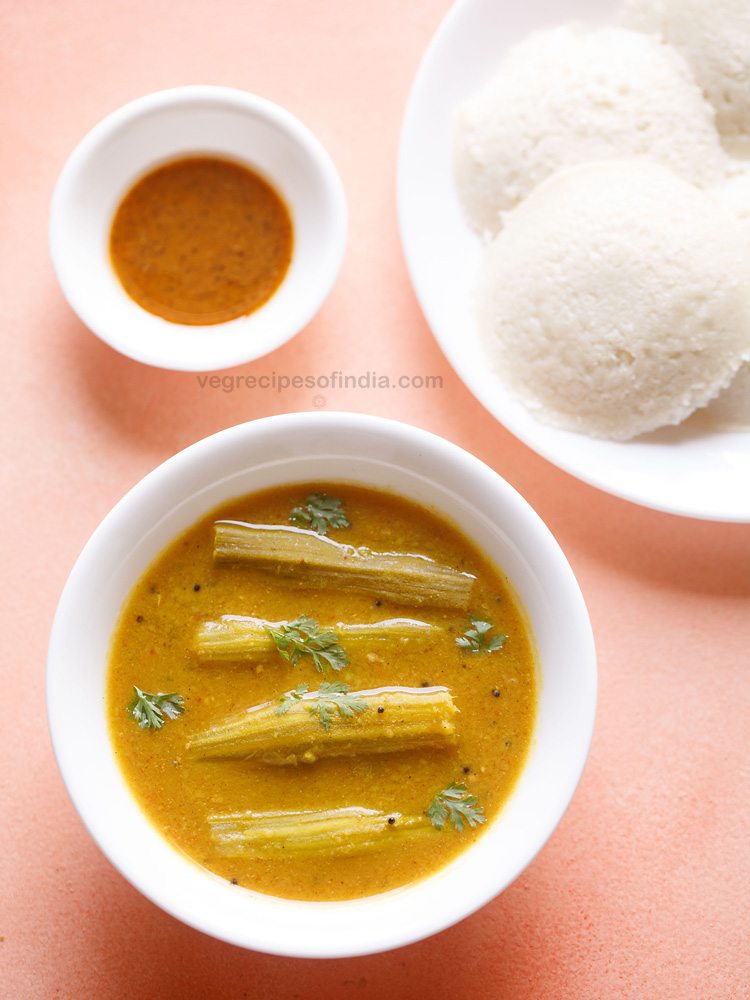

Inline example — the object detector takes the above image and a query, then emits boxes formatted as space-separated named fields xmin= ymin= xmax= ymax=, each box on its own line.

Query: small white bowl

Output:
xmin=47 ymin=412 xmax=596 ymax=957
xmin=49 ymin=86 xmax=347 ymax=371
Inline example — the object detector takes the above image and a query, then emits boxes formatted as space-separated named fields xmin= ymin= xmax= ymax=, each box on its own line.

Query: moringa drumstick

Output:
xmin=186 ymin=685 xmax=458 ymax=765
xmin=193 ymin=615 xmax=443 ymax=662
xmin=208 ymin=806 xmax=433 ymax=859
xmin=212 ymin=521 xmax=475 ymax=610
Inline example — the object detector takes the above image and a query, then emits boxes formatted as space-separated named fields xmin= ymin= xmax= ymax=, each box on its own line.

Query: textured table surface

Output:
xmin=1 ymin=1 xmax=748 ymax=997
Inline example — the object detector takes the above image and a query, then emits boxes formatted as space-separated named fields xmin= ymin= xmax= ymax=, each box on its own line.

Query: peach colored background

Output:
xmin=1 ymin=1 xmax=748 ymax=997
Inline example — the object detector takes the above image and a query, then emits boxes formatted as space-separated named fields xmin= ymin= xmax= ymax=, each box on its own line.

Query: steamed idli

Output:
xmin=712 ymin=167 xmax=750 ymax=234
xmin=623 ymin=0 xmax=750 ymax=154
xmin=703 ymin=365 xmax=750 ymax=431
xmin=476 ymin=161 xmax=750 ymax=440
xmin=454 ymin=25 xmax=727 ymax=235
xmin=707 ymin=169 xmax=750 ymax=428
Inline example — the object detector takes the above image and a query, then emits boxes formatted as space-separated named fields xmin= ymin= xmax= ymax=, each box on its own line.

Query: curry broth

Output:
xmin=107 ymin=485 xmax=536 ymax=901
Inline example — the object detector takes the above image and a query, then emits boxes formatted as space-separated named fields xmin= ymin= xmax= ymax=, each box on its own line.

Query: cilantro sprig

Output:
xmin=455 ymin=615 xmax=507 ymax=654
xmin=289 ymin=493 xmax=351 ymax=535
xmin=275 ymin=681 xmax=367 ymax=731
xmin=128 ymin=686 xmax=184 ymax=730
xmin=276 ymin=683 xmax=309 ymax=714
xmin=309 ymin=682 xmax=367 ymax=731
xmin=426 ymin=783 xmax=486 ymax=832
xmin=265 ymin=616 xmax=349 ymax=672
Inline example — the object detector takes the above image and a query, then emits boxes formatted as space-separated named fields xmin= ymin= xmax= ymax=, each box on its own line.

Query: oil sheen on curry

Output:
xmin=109 ymin=156 xmax=292 ymax=325
xmin=107 ymin=484 xmax=537 ymax=901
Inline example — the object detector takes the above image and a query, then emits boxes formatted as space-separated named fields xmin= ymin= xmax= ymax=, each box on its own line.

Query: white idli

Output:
xmin=712 ymin=166 xmax=750 ymax=234
xmin=476 ymin=161 xmax=750 ymax=440
xmin=706 ymin=168 xmax=750 ymax=428
xmin=701 ymin=366 xmax=750 ymax=431
xmin=454 ymin=25 xmax=727 ymax=235
xmin=623 ymin=0 xmax=750 ymax=155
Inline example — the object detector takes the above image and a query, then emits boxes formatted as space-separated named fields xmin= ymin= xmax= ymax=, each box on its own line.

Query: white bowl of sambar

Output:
xmin=47 ymin=412 xmax=596 ymax=956
xmin=49 ymin=86 xmax=347 ymax=371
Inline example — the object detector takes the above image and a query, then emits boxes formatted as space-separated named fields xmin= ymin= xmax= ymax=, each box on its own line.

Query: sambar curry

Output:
xmin=107 ymin=484 xmax=537 ymax=901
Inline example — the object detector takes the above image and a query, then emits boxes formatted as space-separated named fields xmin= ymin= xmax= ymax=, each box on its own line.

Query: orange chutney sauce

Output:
xmin=109 ymin=156 xmax=293 ymax=325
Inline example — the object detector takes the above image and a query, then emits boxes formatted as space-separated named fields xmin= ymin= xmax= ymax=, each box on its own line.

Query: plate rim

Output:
xmin=396 ymin=0 xmax=750 ymax=523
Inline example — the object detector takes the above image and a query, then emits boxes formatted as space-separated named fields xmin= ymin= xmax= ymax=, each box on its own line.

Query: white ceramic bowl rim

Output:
xmin=49 ymin=85 xmax=347 ymax=371
xmin=47 ymin=412 xmax=596 ymax=957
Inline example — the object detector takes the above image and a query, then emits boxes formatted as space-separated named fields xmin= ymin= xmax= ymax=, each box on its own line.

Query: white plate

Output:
xmin=397 ymin=0 xmax=750 ymax=522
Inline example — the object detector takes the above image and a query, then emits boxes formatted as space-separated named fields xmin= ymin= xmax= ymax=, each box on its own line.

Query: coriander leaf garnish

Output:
xmin=289 ymin=493 xmax=351 ymax=535
xmin=426 ymin=783 xmax=486 ymax=832
xmin=128 ymin=686 xmax=184 ymax=730
xmin=274 ymin=681 xmax=367 ymax=729
xmin=307 ymin=682 xmax=367 ymax=731
xmin=265 ymin=616 xmax=349 ymax=672
xmin=455 ymin=615 xmax=507 ymax=654
xmin=276 ymin=683 xmax=310 ymax=715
